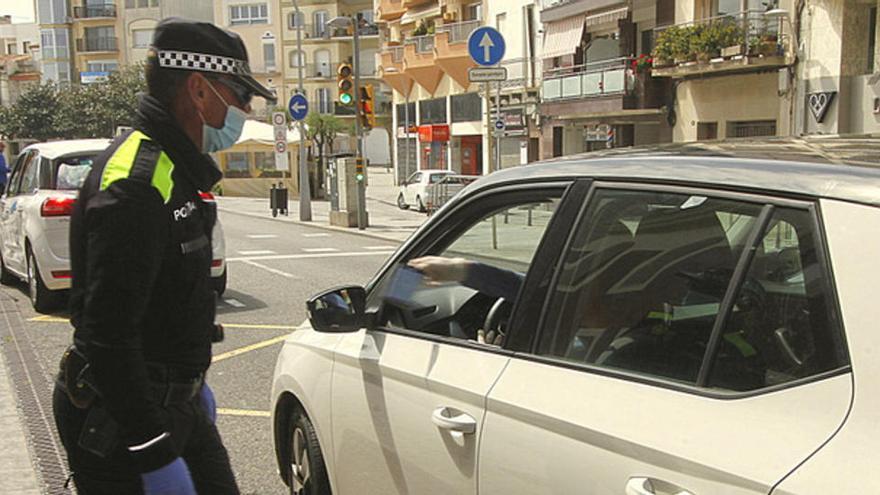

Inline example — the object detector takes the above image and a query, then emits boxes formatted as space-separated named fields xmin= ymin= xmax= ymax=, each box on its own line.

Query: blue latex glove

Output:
xmin=200 ymin=383 xmax=216 ymax=423
xmin=141 ymin=457 xmax=196 ymax=495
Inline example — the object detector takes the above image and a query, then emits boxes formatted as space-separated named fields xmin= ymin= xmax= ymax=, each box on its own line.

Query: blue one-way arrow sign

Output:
xmin=288 ymin=93 xmax=309 ymax=121
xmin=468 ymin=26 xmax=505 ymax=67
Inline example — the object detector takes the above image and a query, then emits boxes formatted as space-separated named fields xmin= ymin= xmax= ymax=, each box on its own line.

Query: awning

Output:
xmin=585 ymin=6 xmax=629 ymax=27
xmin=400 ymin=4 xmax=441 ymax=25
xmin=542 ymin=15 xmax=585 ymax=59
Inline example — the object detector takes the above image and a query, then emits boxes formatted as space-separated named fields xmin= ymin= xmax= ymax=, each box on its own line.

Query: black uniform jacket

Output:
xmin=68 ymin=94 xmax=222 ymax=471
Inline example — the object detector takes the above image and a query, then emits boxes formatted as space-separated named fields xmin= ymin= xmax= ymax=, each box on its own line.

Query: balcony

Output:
xmin=403 ymin=35 xmax=442 ymax=93
xmin=403 ymin=0 xmax=433 ymax=8
xmin=379 ymin=46 xmax=414 ymax=96
xmin=542 ymin=57 xmax=670 ymax=118
xmin=377 ymin=0 xmax=405 ymax=21
xmin=434 ymin=20 xmax=479 ymax=88
xmin=651 ymin=9 xmax=794 ymax=79
xmin=500 ymin=57 xmax=539 ymax=89
xmin=73 ymin=4 xmax=117 ymax=19
xmin=76 ymin=37 xmax=118 ymax=53
xmin=294 ymin=22 xmax=380 ymax=42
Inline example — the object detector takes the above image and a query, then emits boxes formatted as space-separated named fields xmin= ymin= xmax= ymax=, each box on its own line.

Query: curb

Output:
xmin=216 ymin=206 xmax=416 ymax=245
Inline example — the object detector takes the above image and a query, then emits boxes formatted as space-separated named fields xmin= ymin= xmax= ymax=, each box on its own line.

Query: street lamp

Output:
xmin=328 ymin=14 xmax=367 ymax=229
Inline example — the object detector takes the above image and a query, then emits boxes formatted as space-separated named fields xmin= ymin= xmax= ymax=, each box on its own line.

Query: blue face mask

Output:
xmin=201 ymin=80 xmax=248 ymax=153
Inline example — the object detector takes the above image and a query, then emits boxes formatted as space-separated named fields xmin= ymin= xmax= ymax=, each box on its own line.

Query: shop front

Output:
xmin=418 ymin=124 xmax=450 ymax=170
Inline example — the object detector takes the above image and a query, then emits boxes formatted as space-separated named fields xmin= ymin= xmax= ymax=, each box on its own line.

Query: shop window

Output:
xmin=396 ymin=102 xmax=416 ymax=128
xmin=419 ymin=98 xmax=447 ymax=125
xmin=451 ymin=93 xmax=481 ymax=123
xmin=225 ymin=152 xmax=250 ymax=178
xmin=727 ymin=120 xmax=776 ymax=138
xmin=255 ymin=152 xmax=282 ymax=178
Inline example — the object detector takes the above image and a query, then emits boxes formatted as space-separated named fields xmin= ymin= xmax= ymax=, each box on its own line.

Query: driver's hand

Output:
xmin=408 ymin=256 xmax=471 ymax=285
xmin=477 ymin=329 xmax=504 ymax=346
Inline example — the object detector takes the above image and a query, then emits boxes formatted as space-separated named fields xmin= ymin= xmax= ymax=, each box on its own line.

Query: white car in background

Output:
xmin=0 ymin=139 xmax=227 ymax=313
xmin=396 ymin=169 xmax=453 ymax=212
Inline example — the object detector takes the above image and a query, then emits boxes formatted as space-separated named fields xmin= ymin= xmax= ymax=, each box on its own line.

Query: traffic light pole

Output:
xmin=294 ymin=0 xmax=311 ymax=221
xmin=352 ymin=14 xmax=366 ymax=230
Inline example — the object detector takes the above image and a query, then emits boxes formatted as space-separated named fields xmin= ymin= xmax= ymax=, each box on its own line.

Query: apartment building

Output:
xmin=36 ymin=0 xmax=74 ymax=83
xmin=281 ymin=0 xmax=391 ymax=165
xmin=0 ymin=17 xmax=41 ymax=107
xmin=120 ymin=0 xmax=214 ymax=66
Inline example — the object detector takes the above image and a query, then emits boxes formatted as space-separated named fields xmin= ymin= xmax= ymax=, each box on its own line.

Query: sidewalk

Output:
xmin=216 ymin=166 xmax=428 ymax=243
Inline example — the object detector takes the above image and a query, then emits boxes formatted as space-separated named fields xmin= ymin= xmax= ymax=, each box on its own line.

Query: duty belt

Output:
xmin=145 ymin=362 xmax=205 ymax=407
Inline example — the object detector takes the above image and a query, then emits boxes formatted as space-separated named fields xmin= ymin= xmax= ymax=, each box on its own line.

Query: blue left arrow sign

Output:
xmin=288 ymin=94 xmax=309 ymax=121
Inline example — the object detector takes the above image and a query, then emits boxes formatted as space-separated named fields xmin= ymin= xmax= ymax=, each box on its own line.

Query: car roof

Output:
xmin=467 ymin=135 xmax=880 ymax=207
xmin=22 ymin=139 xmax=111 ymax=160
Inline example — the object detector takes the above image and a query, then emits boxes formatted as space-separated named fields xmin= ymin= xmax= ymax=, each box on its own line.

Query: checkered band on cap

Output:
xmin=156 ymin=50 xmax=251 ymax=76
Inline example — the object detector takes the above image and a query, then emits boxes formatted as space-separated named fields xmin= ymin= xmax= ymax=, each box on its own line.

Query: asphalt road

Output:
xmin=2 ymin=208 xmax=400 ymax=495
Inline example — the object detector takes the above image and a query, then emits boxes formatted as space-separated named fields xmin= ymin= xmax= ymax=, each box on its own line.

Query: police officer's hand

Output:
xmin=200 ymin=383 xmax=216 ymax=423
xmin=141 ymin=457 xmax=196 ymax=495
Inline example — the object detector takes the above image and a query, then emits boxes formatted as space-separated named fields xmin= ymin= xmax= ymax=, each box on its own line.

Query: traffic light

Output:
xmin=337 ymin=63 xmax=353 ymax=105
xmin=355 ymin=157 xmax=365 ymax=182
xmin=358 ymin=84 xmax=376 ymax=130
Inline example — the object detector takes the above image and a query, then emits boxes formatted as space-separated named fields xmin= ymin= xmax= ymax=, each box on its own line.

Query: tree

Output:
xmin=304 ymin=112 xmax=349 ymax=196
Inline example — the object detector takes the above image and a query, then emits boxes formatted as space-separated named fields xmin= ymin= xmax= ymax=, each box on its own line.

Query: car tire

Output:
xmin=416 ymin=195 xmax=426 ymax=213
xmin=397 ymin=193 xmax=409 ymax=210
xmin=0 ymin=250 xmax=16 ymax=286
xmin=26 ymin=247 xmax=58 ymax=313
xmin=213 ymin=267 xmax=227 ymax=296
xmin=287 ymin=406 xmax=331 ymax=495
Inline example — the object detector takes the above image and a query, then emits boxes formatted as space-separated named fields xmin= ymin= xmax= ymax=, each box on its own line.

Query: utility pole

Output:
xmin=293 ymin=0 xmax=311 ymax=221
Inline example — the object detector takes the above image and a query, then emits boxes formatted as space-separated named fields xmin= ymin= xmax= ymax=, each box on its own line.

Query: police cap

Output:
xmin=151 ymin=18 xmax=276 ymax=103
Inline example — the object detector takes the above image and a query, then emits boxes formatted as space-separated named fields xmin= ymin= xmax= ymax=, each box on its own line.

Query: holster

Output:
xmin=58 ymin=345 xmax=99 ymax=409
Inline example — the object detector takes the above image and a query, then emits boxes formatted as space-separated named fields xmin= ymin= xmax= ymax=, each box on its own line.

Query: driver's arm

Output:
xmin=408 ymin=256 xmax=524 ymax=301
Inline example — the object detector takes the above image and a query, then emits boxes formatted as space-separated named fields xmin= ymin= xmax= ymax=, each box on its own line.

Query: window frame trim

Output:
xmin=529 ymin=180 xmax=852 ymax=398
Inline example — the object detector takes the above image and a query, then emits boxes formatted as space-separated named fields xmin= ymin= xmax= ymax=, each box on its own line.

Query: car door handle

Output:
xmin=626 ymin=477 xmax=694 ymax=495
xmin=431 ymin=407 xmax=476 ymax=434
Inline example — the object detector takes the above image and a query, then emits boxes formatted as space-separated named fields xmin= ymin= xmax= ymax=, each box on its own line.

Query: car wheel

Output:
xmin=213 ymin=267 xmax=227 ymax=296
xmin=416 ymin=195 xmax=426 ymax=213
xmin=0 ymin=250 xmax=16 ymax=286
xmin=27 ymin=247 xmax=58 ymax=313
xmin=397 ymin=193 xmax=409 ymax=210
xmin=288 ymin=407 xmax=331 ymax=495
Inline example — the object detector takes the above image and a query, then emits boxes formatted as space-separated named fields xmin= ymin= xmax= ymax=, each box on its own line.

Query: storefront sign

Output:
xmin=418 ymin=124 xmax=450 ymax=142
xmin=808 ymin=91 xmax=836 ymax=123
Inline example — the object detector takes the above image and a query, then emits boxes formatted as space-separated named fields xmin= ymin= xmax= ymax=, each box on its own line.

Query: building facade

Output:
xmin=0 ymin=17 xmax=42 ymax=108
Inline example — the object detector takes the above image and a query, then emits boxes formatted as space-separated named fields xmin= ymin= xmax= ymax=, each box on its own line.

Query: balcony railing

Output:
xmin=651 ymin=9 xmax=790 ymax=74
xmin=384 ymin=46 xmax=405 ymax=63
xmin=76 ymin=37 xmax=118 ymax=52
xmin=542 ymin=57 xmax=633 ymax=101
xmin=406 ymin=35 xmax=434 ymax=53
xmin=296 ymin=22 xmax=380 ymax=40
xmin=73 ymin=4 xmax=117 ymax=18
xmin=500 ymin=57 xmax=539 ymax=88
xmin=437 ymin=20 xmax=480 ymax=44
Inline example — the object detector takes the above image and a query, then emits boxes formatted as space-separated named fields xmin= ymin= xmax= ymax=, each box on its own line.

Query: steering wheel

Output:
xmin=483 ymin=297 xmax=512 ymax=337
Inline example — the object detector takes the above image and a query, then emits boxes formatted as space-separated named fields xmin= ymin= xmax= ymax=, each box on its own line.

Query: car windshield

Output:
xmin=55 ymin=154 xmax=96 ymax=190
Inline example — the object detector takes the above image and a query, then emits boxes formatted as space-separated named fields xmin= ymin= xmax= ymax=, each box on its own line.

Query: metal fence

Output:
xmin=437 ymin=20 xmax=480 ymax=44
xmin=73 ymin=4 xmax=116 ymax=18
xmin=76 ymin=37 xmax=118 ymax=52
xmin=406 ymin=35 xmax=435 ymax=53
xmin=542 ymin=57 xmax=633 ymax=101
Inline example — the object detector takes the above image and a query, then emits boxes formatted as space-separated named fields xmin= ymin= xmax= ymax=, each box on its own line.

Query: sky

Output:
xmin=0 ymin=2 xmax=36 ymax=23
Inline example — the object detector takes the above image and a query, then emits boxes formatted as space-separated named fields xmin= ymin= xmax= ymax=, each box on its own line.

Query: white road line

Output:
xmin=302 ymin=247 xmax=339 ymax=253
xmin=241 ymin=259 xmax=297 ymax=278
xmin=227 ymin=251 xmax=394 ymax=262
xmin=246 ymin=234 xmax=278 ymax=239
xmin=302 ymin=233 xmax=331 ymax=238
xmin=224 ymin=299 xmax=246 ymax=308
xmin=237 ymin=250 xmax=276 ymax=255
xmin=364 ymin=246 xmax=396 ymax=250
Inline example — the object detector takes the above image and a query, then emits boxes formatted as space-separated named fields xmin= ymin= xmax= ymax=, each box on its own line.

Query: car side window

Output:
xmin=370 ymin=191 xmax=562 ymax=343
xmin=19 ymin=152 xmax=40 ymax=195
xmin=409 ymin=172 xmax=422 ymax=185
xmin=6 ymin=152 xmax=32 ymax=197
xmin=536 ymin=188 xmax=846 ymax=392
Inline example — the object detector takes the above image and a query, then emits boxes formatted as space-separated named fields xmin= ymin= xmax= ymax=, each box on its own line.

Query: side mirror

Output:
xmin=306 ymin=286 xmax=368 ymax=333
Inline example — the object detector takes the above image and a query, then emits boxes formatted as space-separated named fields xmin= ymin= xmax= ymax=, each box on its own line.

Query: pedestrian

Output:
xmin=0 ymin=141 xmax=8 ymax=195
xmin=52 ymin=18 xmax=275 ymax=495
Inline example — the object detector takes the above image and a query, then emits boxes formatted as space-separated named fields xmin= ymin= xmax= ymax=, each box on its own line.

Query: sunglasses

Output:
xmin=208 ymin=76 xmax=254 ymax=107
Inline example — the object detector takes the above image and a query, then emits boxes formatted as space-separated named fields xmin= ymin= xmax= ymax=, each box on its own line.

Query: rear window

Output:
xmin=429 ymin=173 xmax=449 ymax=184
xmin=54 ymin=154 xmax=96 ymax=190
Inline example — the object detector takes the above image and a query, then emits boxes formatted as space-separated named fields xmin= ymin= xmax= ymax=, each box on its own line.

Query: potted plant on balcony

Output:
xmin=413 ymin=21 xmax=428 ymax=36
xmin=673 ymin=25 xmax=702 ymax=65
xmin=652 ymin=27 xmax=676 ymax=68
xmin=694 ymin=24 xmax=720 ymax=64
xmin=716 ymin=17 xmax=745 ymax=58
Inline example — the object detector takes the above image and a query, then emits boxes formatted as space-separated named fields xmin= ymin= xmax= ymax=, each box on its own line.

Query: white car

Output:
xmin=0 ymin=139 xmax=228 ymax=313
xmin=396 ymin=169 xmax=453 ymax=212
xmin=271 ymin=138 xmax=879 ymax=495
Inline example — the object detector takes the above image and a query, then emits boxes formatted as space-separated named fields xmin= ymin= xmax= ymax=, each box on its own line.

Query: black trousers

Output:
xmin=53 ymin=385 xmax=239 ymax=495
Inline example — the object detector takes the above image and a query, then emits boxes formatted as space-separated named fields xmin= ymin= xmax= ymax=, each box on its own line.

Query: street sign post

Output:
xmin=272 ymin=111 xmax=290 ymax=172
xmin=467 ymin=26 xmax=505 ymax=66
xmin=468 ymin=67 xmax=507 ymax=82
xmin=287 ymin=94 xmax=309 ymax=121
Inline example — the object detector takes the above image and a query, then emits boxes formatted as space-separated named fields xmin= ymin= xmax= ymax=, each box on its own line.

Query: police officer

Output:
xmin=53 ymin=19 xmax=275 ymax=495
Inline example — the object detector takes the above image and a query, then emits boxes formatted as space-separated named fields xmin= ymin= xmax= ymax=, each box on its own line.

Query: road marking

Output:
xmin=364 ymin=246 xmax=396 ymax=250
xmin=27 ymin=315 xmax=69 ymax=323
xmin=237 ymin=250 xmax=275 ymax=255
xmin=26 ymin=317 xmax=303 ymax=331
xmin=212 ymin=335 xmax=288 ymax=363
xmin=223 ymin=323 xmax=300 ymax=330
xmin=246 ymin=234 xmax=278 ymax=239
xmin=240 ymin=259 xmax=297 ymax=278
xmin=302 ymin=247 xmax=338 ymax=253
xmin=302 ymin=233 xmax=331 ymax=238
xmin=227 ymin=250 xmax=393 ymax=262
xmin=223 ymin=299 xmax=246 ymax=308
xmin=217 ymin=408 xmax=270 ymax=418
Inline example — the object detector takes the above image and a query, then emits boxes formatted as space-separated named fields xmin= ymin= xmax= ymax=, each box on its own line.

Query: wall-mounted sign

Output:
xmin=418 ymin=124 xmax=450 ymax=142
xmin=808 ymin=91 xmax=836 ymax=123
xmin=81 ymin=71 xmax=109 ymax=84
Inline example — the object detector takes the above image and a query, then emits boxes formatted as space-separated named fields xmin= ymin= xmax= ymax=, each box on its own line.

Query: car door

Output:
xmin=479 ymin=183 xmax=852 ymax=495
xmin=12 ymin=151 xmax=41 ymax=269
xmin=329 ymin=181 xmax=577 ymax=495
xmin=0 ymin=151 xmax=33 ymax=273
xmin=402 ymin=171 xmax=421 ymax=204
